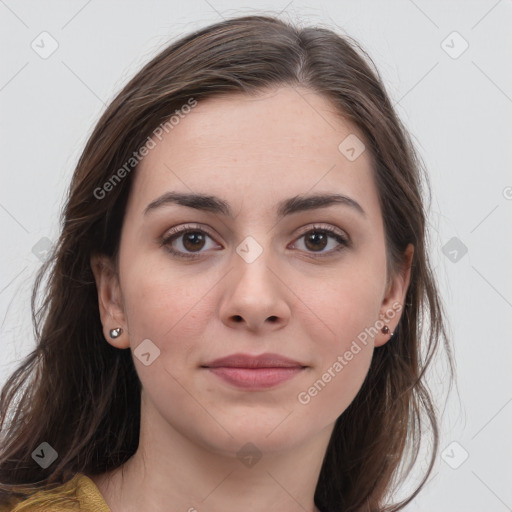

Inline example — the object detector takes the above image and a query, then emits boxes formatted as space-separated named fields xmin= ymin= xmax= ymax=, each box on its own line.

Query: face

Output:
xmin=92 ymin=86 xmax=412 ymax=458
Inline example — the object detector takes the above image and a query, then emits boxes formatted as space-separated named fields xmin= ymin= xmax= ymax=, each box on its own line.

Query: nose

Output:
xmin=219 ymin=246 xmax=291 ymax=333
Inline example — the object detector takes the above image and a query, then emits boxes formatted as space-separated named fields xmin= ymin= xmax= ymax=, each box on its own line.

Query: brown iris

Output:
xmin=304 ymin=231 xmax=328 ymax=252
xmin=182 ymin=232 xmax=206 ymax=252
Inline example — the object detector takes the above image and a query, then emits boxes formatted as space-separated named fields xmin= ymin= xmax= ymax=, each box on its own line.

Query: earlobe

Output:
xmin=90 ymin=253 xmax=130 ymax=349
xmin=375 ymin=243 xmax=414 ymax=348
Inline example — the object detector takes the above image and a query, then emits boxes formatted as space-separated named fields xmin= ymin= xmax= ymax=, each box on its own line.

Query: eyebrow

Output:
xmin=143 ymin=191 xmax=366 ymax=219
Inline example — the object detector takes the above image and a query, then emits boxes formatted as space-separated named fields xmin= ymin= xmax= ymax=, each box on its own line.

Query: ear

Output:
xmin=374 ymin=243 xmax=414 ymax=347
xmin=90 ymin=253 xmax=130 ymax=349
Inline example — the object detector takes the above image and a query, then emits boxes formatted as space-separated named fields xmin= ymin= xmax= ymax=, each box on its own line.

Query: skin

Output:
xmin=90 ymin=85 xmax=413 ymax=512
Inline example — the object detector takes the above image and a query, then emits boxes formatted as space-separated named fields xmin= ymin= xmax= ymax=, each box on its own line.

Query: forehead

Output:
xmin=129 ymin=86 xmax=379 ymax=219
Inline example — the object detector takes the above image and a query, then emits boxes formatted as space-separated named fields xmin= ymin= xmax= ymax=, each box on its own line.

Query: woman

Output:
xmin=0 ymin=14 xmax=454 ymax=512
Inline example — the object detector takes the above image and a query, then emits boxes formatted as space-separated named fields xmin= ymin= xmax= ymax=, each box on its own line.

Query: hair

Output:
xmin=0 ymin=13 xmax=455 ymax=512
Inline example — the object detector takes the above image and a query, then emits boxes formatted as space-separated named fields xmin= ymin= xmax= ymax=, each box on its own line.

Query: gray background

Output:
xmin=1 ymin=1 xmax=511 ymax=510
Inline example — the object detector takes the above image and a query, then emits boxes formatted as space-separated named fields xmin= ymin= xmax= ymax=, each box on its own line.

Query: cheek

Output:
xmin=296 ymin=343 xmax=373 ymax=426
xmin=304 ymin=268 xmax=384 ymax=346
xmin=120 ymin=258 xmax=215 ymax=358
xmin=298 ymin=292 xmax=377 ymax=415
xmin=291 ymin=272 xmax=383 ymax=419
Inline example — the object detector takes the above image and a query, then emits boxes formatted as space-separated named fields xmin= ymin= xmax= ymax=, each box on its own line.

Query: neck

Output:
xmin=91 ymin=393 xmax=333 ymax=512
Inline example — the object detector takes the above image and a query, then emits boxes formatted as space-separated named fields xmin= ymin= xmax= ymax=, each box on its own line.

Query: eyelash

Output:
xmin=160 ymin=223 xmax=350 ymax=261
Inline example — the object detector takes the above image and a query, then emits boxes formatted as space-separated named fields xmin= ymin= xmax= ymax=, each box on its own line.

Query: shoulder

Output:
xmin=8 ymin=473 xmax=111 ymax=512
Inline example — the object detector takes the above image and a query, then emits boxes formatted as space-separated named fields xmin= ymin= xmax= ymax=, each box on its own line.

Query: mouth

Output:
xmin=201 ymin=353 xmax=307 ymax=390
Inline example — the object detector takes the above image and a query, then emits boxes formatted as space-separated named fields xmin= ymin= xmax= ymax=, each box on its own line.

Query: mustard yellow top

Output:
xmin=7 ymin=473 xmax=111 ymax=512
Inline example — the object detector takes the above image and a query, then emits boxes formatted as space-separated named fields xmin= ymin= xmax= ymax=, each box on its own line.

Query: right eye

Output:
xmin=161 ymin=225 xmax=220 ymax=260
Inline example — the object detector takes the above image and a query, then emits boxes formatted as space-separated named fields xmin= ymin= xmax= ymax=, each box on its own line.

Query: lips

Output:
xmin=202 ymin=352 xmax=306 ymax=369
xmin=202 ymin=353 xmax=307 ymax=390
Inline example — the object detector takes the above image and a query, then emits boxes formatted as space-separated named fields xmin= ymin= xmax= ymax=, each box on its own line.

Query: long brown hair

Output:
xmin=0 ymin=14 xmax=455 ymax=512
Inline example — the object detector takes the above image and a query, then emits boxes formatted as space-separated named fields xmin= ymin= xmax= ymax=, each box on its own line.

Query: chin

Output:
xmin=207 ymin=416 xmax=313 ymax=455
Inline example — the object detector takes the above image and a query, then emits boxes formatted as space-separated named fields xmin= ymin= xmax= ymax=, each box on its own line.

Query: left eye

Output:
xmin=161 ymin=228 xmax=219 ymax=259
xmin=161 ymin=225 xmax=348 ymax=260
xmin=292 ymin=227 xmax=348 ymax=254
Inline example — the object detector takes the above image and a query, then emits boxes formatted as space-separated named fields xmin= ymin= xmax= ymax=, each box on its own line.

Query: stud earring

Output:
xmin=381 ymin=325 xmax=394 ymax=336
xmin=109 ymin=327 xmax=123 ymax=339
